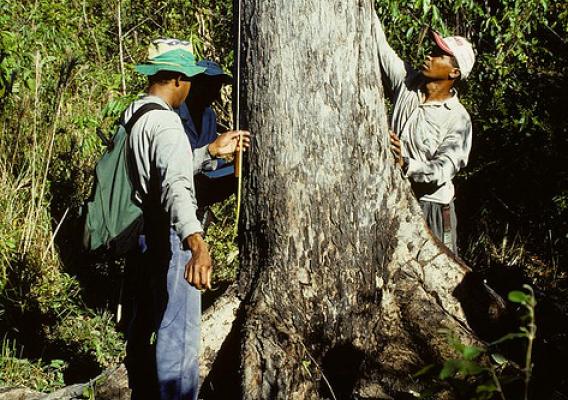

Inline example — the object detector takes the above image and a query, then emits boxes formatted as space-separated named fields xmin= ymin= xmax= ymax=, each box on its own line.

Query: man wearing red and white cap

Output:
xmin=373 ymin=13 xmax=476 ymax=254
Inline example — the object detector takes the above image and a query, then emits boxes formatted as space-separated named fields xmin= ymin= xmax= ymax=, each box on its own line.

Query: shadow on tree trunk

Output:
xmin=200 ymin=301 xmax=245 ymax=400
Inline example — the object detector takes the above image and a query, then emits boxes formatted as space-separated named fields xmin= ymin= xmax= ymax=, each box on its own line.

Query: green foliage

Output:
xmin=415 ymin=286 xmax=538 ymax=399
xmin=0 ymin=0 xmax=235 ymax=391
xmin=0 ymin=0 xmax=564 ymax=393
xmin=208 ymin=196 xmax=240 ymax=284
xmin=0 ymin=336 xmax=66 ymax=392
xmin=376 ymin=0 xmax=568 ymax=287
xmin=50 ymin=311 xmax=125 ymax=368
xmin=0 ymin=29 xmax=17 ymax=102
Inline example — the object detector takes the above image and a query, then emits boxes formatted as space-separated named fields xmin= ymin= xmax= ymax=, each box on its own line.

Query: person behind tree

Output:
xmin=124 ymin=39 xmax=249 ymax=400
xmin=176 ymin=60 xmax=237 ymax=231
xmin=373 ymin=12 xmax=475 ymax=254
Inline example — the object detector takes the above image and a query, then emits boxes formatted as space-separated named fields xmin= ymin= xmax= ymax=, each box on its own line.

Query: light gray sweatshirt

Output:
xmin=124 ymin=95 xmax=212 ymax=241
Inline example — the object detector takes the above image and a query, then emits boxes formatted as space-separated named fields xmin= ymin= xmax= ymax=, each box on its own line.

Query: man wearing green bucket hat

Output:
xmin=123 ymin=39 xmax=247 ymax=400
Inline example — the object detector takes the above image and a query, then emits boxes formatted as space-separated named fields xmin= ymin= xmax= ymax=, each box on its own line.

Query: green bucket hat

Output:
xmin=135 ymin=39 xmax=206 ymax=78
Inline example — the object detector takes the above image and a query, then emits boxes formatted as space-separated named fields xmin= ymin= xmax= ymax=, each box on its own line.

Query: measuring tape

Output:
xmin=234 ymin=0 xmax=243 ymax=234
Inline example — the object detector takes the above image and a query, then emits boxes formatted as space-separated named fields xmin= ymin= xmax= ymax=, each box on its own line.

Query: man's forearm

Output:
xmin=193 ymin=145 xmax=218 ymax=174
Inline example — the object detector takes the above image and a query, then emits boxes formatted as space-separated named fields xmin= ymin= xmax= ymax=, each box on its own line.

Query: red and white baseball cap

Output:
xmin=431 ymin=31 xmax=476 ymax=80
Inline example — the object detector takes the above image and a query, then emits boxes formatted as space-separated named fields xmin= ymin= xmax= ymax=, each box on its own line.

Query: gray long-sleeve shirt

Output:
xmin=124 ymin=95 xmax=213 ymax=241
xmin=373 ymin=13 xmax=472 ymax=204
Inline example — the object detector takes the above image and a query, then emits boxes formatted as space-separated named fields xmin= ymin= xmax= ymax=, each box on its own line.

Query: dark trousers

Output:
xmin=420 ymin=199 xmax=458 ymax=255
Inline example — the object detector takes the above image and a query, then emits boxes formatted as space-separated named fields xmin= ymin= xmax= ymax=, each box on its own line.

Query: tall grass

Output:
xmin=0 ymin=336 xmax=66 ymax=392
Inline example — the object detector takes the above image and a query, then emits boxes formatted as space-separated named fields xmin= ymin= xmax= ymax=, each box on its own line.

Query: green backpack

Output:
xmin=82 ymin=103 xmax=166 ymax=256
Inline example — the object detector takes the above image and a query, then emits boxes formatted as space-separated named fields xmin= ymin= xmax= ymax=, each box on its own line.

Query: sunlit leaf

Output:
xmin=491 ymin=353 xmax=509 ymax=366
xmin=508 ymin=290 xmax=529 ymax=304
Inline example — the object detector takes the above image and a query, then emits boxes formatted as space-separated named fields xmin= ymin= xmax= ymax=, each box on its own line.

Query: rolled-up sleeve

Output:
xmin=406 ymin=116 xmax=472 ymax=186
xmin=150 ymin=111 xmax=203 ymax=240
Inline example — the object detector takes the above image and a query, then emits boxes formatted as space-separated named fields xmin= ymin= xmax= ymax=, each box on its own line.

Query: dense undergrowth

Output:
xmin=0 ymin=0 xmax=234 ymax=390
xmin=0 ymin=0 xmax=566 ymax=395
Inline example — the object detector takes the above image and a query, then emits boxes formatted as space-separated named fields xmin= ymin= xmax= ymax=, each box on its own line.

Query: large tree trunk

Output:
xmin=233 ymin=1 xmax=488 ymax=399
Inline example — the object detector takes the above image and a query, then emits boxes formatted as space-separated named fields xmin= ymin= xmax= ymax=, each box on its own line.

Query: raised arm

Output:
xmin=372 ymin=12 xmax=413 ymax=97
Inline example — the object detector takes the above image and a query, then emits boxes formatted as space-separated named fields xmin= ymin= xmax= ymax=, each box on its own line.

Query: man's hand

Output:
xmin=184 ymin=233 xmax=212 ymax=290
xmin=389 ymin=131 xmax=404 ymax=168
xmin=208 ymin=130 xmax=251 ymax=158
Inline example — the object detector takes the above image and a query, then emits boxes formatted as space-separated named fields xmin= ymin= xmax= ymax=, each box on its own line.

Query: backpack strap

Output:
xmin=123 ymin=102 xmax=168 ymax=134
xmin=122 ymin=102 xmax=168 ymax=205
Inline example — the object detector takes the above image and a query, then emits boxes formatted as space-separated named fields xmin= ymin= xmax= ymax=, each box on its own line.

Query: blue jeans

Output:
xmin=126 ymin=229 xmax=201 ymax=400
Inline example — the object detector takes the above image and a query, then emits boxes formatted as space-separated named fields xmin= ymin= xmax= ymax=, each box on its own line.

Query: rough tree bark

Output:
xmin=230 ymin=1 xmax=494 ymax=399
